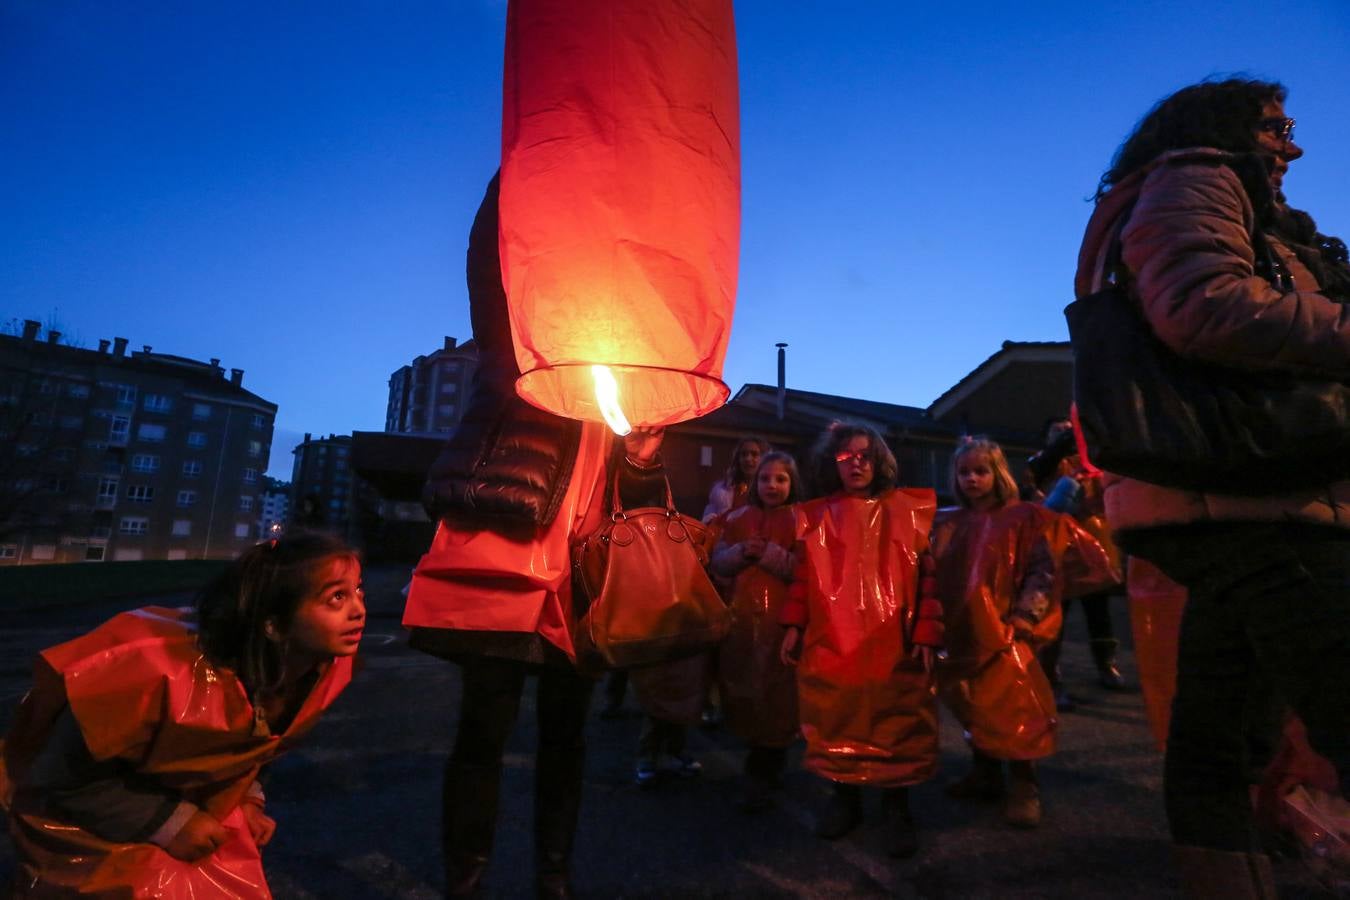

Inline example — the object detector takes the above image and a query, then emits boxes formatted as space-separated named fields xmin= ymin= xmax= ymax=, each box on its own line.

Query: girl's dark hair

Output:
xmin=196 ymin=532 xmax=359 ymax=695
xmin=1097 ymin=77 xmax=1285 ymax=197
xmin=951 ymin=436 xmax=1020 ymax=510
xmin=749 ymin=450 xmax=802 ymax=509
xmin=723 ymin=436 xmax=771 ymax=488
xmin=811 ymin=421 xmax=897 ymax=498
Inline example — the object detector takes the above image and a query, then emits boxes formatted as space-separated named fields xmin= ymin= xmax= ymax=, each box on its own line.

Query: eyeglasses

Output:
xmin=1257 ymin=116 xmax=1296 ymax=147
xmin=834 ymin=450 xmax=872 ymax=465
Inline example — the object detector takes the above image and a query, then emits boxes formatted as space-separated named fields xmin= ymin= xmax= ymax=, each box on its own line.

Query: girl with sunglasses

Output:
xmin=778 ymin=422 xmax=942 ymax=859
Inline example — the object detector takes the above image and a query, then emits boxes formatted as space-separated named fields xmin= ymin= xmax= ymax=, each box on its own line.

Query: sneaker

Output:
xmin=671 ymin=753 xmax=703 ymax=777
xmin=635 ymin=758 xmax=659 ymax=788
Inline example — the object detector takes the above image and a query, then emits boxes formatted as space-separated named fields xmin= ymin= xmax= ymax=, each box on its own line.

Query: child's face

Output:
xmin=834 ymin=435 xmax=875 ymax=495
xmin=737 ymin=442 xmax=763 ymax=478
xmin=756 ymin=461 xmax=792 ymax=508
xmin=956 ymin=452 xmax=997 ymax=507
xmin=285 ymin=555 xmax=366 ymax=662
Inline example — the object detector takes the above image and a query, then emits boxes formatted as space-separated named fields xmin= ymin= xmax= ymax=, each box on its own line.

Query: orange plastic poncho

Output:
xmin=403 ymin=422 xmax=612 ymax=661
xmin=714 ymin=504 xmax=799 ymax=748
xmin=781 ymin=489 xmax=939 ymax=787
xmin=1 ymin=607 xmax=353 ymax=899
xmin=930 ymin=502 xmax=1117 ymax=760
xmin=1126 ymin=555 xmax=1188 ymax=751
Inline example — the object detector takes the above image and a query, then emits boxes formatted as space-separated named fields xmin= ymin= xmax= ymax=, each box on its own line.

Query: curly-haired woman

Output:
xmin=1076 ymin=78 xmax=1350 ymax=894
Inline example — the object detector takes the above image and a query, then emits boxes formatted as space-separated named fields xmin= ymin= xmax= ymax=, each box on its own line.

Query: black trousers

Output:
xmin=450 ymin=655 xmax=594 ymax=769
xmin=1132 ymin=524 xmax=1350 ymax=852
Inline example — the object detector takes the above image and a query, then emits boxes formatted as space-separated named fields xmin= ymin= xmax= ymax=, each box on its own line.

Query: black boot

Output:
xmin=442 ymin=761 xmax=501 ymax=896
xmin=815 ymin=782 xmax=863 ymax=839
xmin=882 ymin=787 xmax=919 ymax=858
xmin=1004 ymin=761 xmax=1042 ymax=828
xmin=944 ymin=748 xmax=1004 ymax=802
xmin=1090 ymin=639 xmax=1127 ymax=690
xmin=534 ymin=744 xmax=586 ymax=900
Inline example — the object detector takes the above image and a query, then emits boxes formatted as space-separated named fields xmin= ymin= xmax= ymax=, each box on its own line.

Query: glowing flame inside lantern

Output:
xmin=591 ymin=365 xmax=632 ymax=436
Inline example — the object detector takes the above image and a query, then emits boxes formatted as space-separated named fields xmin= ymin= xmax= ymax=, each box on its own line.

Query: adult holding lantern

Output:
xmin=406 ymin=1 xmax=741 ymax=895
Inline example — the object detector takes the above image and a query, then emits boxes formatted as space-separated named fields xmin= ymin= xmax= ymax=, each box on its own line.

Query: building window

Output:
xmin=239 ymin=495 xmax=254 ymax=511
xmin=109 ymin=416 xmax=131 ymax=441
xmin=440 ymin=382 xmax=459 ymax=395
xmin=182 ymin=460 xmax=202 ymax=477
xmin=247 ymin=440 xmax=262 ymax=457
xmin=250 ymin=413 xmax=266 ymax=428
xmin=131 ymin=454 xmax=160 ymax=473
xmin=59 ymin=415 xmax=83 ymax=430
xmin=30 ymin=544 xmax=56 ymax=561
xmin=90 ymin=525 xmax=112 ymax=540
xmin=37 ymin=378 xmax=57 ymax=395
xmin=177 ymin=490 xmax=198 ymax=507
xmin=187 ymin=431 xmax=207 ymax=448
xmin=84 ymin=545 xmax=105 ymax=562
xmin=171 ymin=519 xmax=192 ymax=536
xmin=119 ymin=517 xmax=149 ymax=535
xmin=54 ymin=447 xmax=76 ymax=462
xmin=0 ymin=544 xmax=16 ymax=559
xmin=126 ymin=485 xmax=155 ymax=504
xmin=97 ymin=477 xmax=119 ymax=502
xmin=192 ymin=403 xmax=212 ymax=420
xmin=234 ymin=523 xmax=250 ymax=538
xmin=242 ymin=468 xmax=257 ymax=483
xmin=115 ymin=385 xmax=136 ymax=408
xmin=143 ymin=394 xmax=172 ymax=412
xmin=67 ymin=383 xmax=91 ymax=399
xmin=137 ymin=423 xmax=166 ymax=443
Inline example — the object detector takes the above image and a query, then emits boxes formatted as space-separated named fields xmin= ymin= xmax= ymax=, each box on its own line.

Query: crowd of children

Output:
xmin=0 ymin=423 xmax=1118 ymax=895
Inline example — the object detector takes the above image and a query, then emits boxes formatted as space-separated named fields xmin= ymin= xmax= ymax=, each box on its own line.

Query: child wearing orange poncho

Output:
xmin=778 ymin=422 xmax=942 ymax=859
xmin=710 ymin=450 xmax=802 ymax=812
xmin=1 ymin=533 xmax=363 ymax=899
xmin=930 ymin=437 xmax=1115 ymax=829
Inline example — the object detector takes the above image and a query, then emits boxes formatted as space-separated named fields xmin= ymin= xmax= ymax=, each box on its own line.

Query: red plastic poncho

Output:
xmin=2 ymin=607 xmax=353 ymax=899
xmin=781 ymin=489 xmax=939 ymax=787
xmin=714 ymin=504 xmax=799 ymax=748
xmin=403 ymin=422 xmax=612 ymax=661
xmin=929 ymin=503 xmax=1061 ymax=760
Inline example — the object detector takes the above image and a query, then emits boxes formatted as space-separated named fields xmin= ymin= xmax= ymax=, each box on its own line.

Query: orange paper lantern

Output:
xmin=500 ymin=0 xmax=740 ymax=428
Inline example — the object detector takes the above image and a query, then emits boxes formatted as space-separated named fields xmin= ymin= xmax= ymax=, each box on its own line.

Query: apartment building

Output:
xmin=290 ymin=433 xmax=353 ymax=532
xmin=0 ymin=320 xmax=276 ymax=564
xmin=385 ymin=336 xmax=478 ymax=435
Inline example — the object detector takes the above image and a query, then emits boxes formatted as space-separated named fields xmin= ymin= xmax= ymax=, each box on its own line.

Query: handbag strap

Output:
xmin=607 ymin=458 xmax=677 ymax=520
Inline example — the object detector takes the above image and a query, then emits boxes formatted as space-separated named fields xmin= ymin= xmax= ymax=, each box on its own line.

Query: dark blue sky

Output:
xmin=4 ymin=1 xmax=1348 ymax=478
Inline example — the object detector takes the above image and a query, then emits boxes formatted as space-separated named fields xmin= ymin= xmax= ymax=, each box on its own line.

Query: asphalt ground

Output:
xmin=0 ymin=566 xmax=1336 ymax=898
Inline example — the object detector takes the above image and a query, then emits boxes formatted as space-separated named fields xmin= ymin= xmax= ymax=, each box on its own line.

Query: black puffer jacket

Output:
xmin=422 ymin=173 xmax=583 ymax=528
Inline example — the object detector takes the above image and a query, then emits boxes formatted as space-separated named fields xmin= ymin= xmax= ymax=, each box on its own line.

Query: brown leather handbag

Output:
xmin=572 ymin=475 xmax=730 ymax=669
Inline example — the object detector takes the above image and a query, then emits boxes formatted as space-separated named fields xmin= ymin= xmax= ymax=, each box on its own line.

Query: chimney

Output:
xmin=142 ymin=345 xmax=152 ymax=354
xmin=112 ymin=337 xmax=128 ymax=357
xmin=47 ymin=331 xmax=62 ymax=345
xmin=22 ymin=320 xmax=40 ymax=341
xmin=444 ymin=336 xmax=457 ymax=351
xmin=209 ymin=358 xmax=220 ymax=368
xmin=776 ymin=343 xmax=788 ymax=421
xmin=230 ymin=368 xmax=244 ymax=386
xmin=98 ymin=339 xmax=110 ymax=354
xmin=304 ymin=432 xmax=312 ymax=442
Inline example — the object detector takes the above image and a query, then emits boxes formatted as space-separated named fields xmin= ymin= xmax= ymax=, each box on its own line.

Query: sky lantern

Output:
xmin=499 ymin=0 xmax=740 ymax=430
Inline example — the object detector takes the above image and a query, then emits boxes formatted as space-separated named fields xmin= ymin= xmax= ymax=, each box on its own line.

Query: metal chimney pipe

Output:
xmin=775 ymin=343 xmax=788 ymax=421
